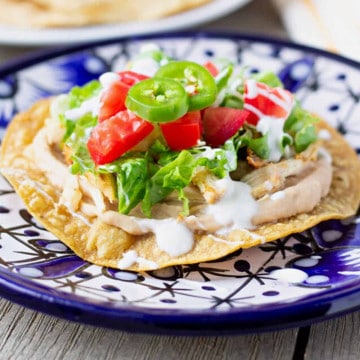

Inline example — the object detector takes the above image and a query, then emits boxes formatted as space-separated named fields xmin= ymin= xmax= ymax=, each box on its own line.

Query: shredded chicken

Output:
xmin=252 ymin=158 xmax=332 ymax=225
xmin=29 ymin=126 xmax=69 ymax=189
xmin=295 ymin=142 xmax=320 ymax=162
xmin=241 ymin=158 xmax=307 ymax=199
xmin=191 ymin=167 xmax=227 ymax=204
xmin=84 ymin=172 xmax=117 ymax=203
xmin=246 ymin=148 xmax=269 ymax=168
xmin=59 ymin=175 xmax=82 ymax=211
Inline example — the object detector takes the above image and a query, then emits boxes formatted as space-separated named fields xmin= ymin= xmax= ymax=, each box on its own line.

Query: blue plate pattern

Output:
xmin=0 ymin=33 xmax=360 ymax=334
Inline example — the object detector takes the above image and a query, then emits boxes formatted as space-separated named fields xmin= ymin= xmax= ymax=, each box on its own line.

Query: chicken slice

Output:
xmin=241 ymin=158 xmax=307 ymax=199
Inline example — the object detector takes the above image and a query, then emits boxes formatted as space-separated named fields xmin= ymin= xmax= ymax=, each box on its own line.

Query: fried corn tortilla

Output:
xmin=0 ymin=0 xmax=211 ymax=28
xmin=1 ymin=99 xmax=360 ymax=272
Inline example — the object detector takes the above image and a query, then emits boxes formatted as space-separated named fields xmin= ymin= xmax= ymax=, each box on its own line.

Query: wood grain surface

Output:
xmin=0 ymin=297 xmax=299 ymax=360
xmin=306 ymin=311 xmax=360 ymax=360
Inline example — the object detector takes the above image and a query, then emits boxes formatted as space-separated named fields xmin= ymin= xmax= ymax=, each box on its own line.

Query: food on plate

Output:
xmin=0 ymin=0 xmax=212 ymax=28
xmin=1 ymin=44 xmax=360 ymax=271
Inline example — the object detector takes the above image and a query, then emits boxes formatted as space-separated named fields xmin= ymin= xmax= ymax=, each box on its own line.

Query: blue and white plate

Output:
xmin=0 ymin=33 xmax=360 ymax=335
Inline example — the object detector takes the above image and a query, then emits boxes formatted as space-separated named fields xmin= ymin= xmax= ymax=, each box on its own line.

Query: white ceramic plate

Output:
xmin=0 ymin=33 xmax=360 ymax=335
xmin=0 ymin=0 xmax=251 ymax=46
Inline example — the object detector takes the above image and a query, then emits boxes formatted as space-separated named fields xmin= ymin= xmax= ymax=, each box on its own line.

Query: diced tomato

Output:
xmin=117 ymin=71 xmax=149 ymax=86
xmin=88 ymin=110 xmax=154 ymax=165
xmin=203 ymin=61 xmax=219 ymax=77
xmin=244 ymin=79 xmax=293 ymax=125
xmin=98 ymin=81 xmax=128 ymax=122
xmin=160 ymin=111 xmax=201 ymax=150
xmin=202 ymin=107 xmax=250 ymax=147
xmin=98 ymin=71 xmax=149 ymax=122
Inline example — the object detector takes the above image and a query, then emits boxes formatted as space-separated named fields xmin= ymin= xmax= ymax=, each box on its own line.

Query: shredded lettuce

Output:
xmin=221 ymin=95 xmax=244 ymax=109
xmin=192 ymin=142 xmax=237 ymax=178
xmin=67 ymin=113 xmax=97 ymax=174
xmin=214 ymin=62 xmax=234 ymax=92
xmin=235 ymin=129 xmax=270 ymax=159
xmin=142 ymin=150 xmax=197 ymax=217
xmin=53 ymin=81 xmax=101 ymax=174
xmin=252 ymin=71 xmax=283 ymax=88
xmin=232 ymin=104 xmax=318 ymax=160
xmin=99 ymin=157 xmax=148 ymax=214
xmin=284 ymin=103 xmax=318 ymax=153
xmin=148 ymin=140 xmax=179 ymax=166
xmin=54 ymin=80 xmax=101 ymax=140
xmin=67 ymin=80 xmax=101 ymax=109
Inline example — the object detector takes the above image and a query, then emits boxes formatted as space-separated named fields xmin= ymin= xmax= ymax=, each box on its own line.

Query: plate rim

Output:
xmin=0 ymin=31 xmax=359 ymax=80
xmin=2 ymin=264 xmax=360 ymax=335
xmin=0 ymin=31 xmax=360 ymax=335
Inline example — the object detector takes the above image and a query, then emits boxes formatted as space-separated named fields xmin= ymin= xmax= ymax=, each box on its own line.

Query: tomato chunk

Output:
xmin=202 ymin=107 xmax=250 ymax=147
xmin=160 ymin=111 xmax=201 ymax=150
xmin=203 ymin=61 xmax=219 ymax=77
xmin=98 ymin=71 xmax=148 ymax=122
xmin=88 ymin=110 xmax=154 ymax=165
xmin=117 ymin=71 xmax=149 ymax=86
xmin=244 ymin=79 xmax=293 ymax=125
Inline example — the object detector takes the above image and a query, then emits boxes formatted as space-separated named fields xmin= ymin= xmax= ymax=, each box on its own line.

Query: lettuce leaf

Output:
xmin=294 ymin=125 xmax=317 ymax=153
xmin=235 ymin=129 xmax=270 ymax=159
xmin=252 ymin=71 xmax=283 ymax=88
xmin=215 ymin=63 xmax=234 ymax=92
xmin=99 ymin=157 xmax=148 ymax=214
xmin=233 ymin=127 xmax=292 ymax=160
xmin=148 ymin=140 xmax=179 ymax=166
xmin=54 ymin=81 xmax=101 ymax=174
xmin=193 ymin=140 xmax=237 ymax=178
xmin=53 ymin=80 xmax=101 ymax=141
xmin=67 ymin=113 xmax=97 ymax=174
xmin=284 ymin=103 xmax=318 ymax=153
xmin=142 ymin=150 xmax=197 ymax=217
xmin=69 ymin=141 xmax=95 ymax=175
xmin=67 ymin=80 xmax=101 ymax=109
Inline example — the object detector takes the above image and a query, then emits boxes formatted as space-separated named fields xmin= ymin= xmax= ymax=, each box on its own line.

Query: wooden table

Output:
xmin=1 ymin=1 xmax=360 ymax=359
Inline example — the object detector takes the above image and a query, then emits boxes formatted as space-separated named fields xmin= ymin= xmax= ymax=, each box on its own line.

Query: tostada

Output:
xmin=1 ymin=45 xmax=359 ymax=271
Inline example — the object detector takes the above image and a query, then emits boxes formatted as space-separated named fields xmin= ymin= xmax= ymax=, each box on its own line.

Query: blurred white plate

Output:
xmin=0 ymin=0 xmax=251 ymax=46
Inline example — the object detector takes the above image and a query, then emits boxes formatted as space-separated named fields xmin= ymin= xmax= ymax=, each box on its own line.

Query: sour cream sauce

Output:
xmin=65 ymin=95 xmax=100 ymax=121
xmin=136 ymin=218 xmax=194 ymax=257
xmin=256 ymin=116 xmax=287 ymax=162
xmin=118 ymin=250 xmax=158 ymax=269
xmin=205 ymin=176 xmax=258 ymax=235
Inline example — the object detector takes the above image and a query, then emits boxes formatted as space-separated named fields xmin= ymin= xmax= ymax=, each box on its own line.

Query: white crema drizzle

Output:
xmin=256 ymin=116 xmax=287 ymax=162
xmin=65 ymin=95 xmax=100 ymax=121
xmin=205 ymin=176 xmax=258 ymax=235
xmin=118 ymin=250 xmax=158 ymax=269
xmin=136 ymin=218 xmax=194 ymax=257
